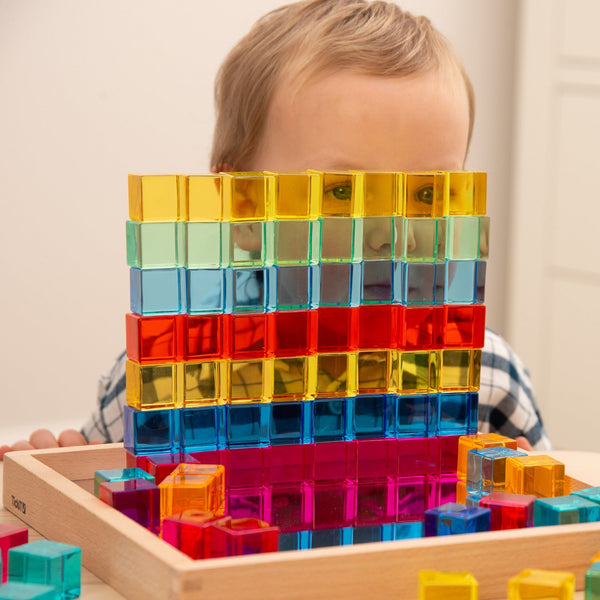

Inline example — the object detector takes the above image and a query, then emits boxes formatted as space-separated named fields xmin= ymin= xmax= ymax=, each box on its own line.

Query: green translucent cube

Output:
xmin=230 ymin=221 xmax=267 ymax=266
xmin=8 ymin=540 xmax=81 ymax=600
xmin=362 ymin=216 xmax=394 ymax=260
xmin=126 ymin=221 xmax=184 ymax=268
xmin=0 ymin=582 xmax=56 ymax=600
xmin=94 ymin=467 xmax=155 ymax=497
xmin=394 ymin=217 xmax=444 ymax=262
xmin=186 ymin=222 xmax=229 ymax=268
xmin=267 ymin=220 xmax=319 ymax=265
xmin=319 ymin=217 xmax=359 ymax=262
xmin=445 ymin=216 xmax=482 ymax=260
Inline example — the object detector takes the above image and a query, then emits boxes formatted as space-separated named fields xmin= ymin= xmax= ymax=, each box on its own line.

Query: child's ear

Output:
xmin=232 ymin=222 xmax=262 ymax=252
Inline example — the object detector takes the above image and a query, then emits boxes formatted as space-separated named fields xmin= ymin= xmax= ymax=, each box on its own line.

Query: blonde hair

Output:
xmin=211 ymin=0 xmax=475 ymax=170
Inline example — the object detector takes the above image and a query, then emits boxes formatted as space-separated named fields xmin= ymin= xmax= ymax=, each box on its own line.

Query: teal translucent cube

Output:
xmin=466 ymin=447 xmax=526 ymax=494
xmin=0 ymin=582 xmax=56 ymax=600
xmin=586 ymin=562 xmax=600 ymax=600
xmin=394 ymin=217 xmax=444 ymax=262
xmin=572 ymin=486 xmax=600 ymax=505
xmin=94 ymin=467 xmax=155 ymax=497
xmin=186 ymin=221 xmax=229 ymax=268
xmin=267 ymin=220 xmax=320 ymax=265
xmin=319 ymin=218 xmax=360 ymax=262
xmin=533 ymin=495 xmax=600 ymax=526
xmin=8 ymin=540 xmax=81 ymax=600
xmin=230 ymin=221 xmax=267 ymax=266
xmin=126 ymin=221 xmax=184 ymax=268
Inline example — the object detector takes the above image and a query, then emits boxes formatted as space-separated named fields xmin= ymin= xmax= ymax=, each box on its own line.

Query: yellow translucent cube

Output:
xmin=398 ymin=351 xmax=435 ymax=394
xmin=159 ymin=464 xmax=225 ymax=520
xmin=446 ymin=172 xmax=487 ymax=216
xmin=129 ymin=174 xmax=186 ymax=222
xmin=403 ymin=172 xmax=446 ymax=218
xmin=505 ymin=455 xmax=565 ymax=498
xmin=187 ymin=175 xmax=222 ymax=221
xmin=314 ymin=352 xmax=357 ymax=398
xmin=507 ymin=569 xmax=575 ymax=600
xmin=272 ymin=356 xmax=314 ymax=401
xmin=439 ymin=349 xmax=471 ymax=391
xmin=457 ymin=433 xmax=518 ymax=480
xmin=221 ymin=172 xmax=270 ymax=221
xmin=309 ymin=170 xmax=361 ymax=217
xmin=125 ymin=360 xmax=181 ymax=410
xmin=357 ymin=350 xmax=393 ymax=394
xmin=471 ymin=349 xmax=482 ymax=390
xmin=266 ymin=171 xmax=315 ymax=219
xmin=353 ymin=171 xmax=401 ymax=217
xmin=418 ymin=570 xmax=478 ymax=600
xmin=228 ymin=358 xmax=273 ymax=403
xmin=182 ymin=361 xmax=225 ymax=406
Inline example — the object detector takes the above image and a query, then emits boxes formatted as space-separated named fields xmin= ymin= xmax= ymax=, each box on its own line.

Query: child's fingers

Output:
xmin=29 ymin=429 xmax=60 ymax=449
xmin=57 ymin=429 xmax=88 ymax=447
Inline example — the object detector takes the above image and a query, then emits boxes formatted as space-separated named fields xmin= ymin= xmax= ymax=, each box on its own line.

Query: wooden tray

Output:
xmin=3 ymin=444 xmax=600 ymax=600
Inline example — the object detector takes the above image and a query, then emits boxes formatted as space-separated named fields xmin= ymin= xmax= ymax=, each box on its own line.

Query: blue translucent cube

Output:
xmin=533 ymin=496 xmax=600 ymax=526
xmin=227 ymin=403 xmax=269 ymax=448
xmin=317 ymin=263 xmax=360 ymax=307
xmin=179 ymin=405 xmax=226 ymax=452
xmin=361 ymin=260 xmax=394 ymax=304
xmin=395 ymin=262 xmax=440 ymax=305
xmin=130 ymin=267 xmax=186 ymax=315
xmin=392 ymin=521 xmax=424 ymax=540
xmin=8 ymin=541 xmax=81 ymax=600
xmin=310 ymin=527 xmax=353 ymax=549
xmin=572 ymin=486 xmax=600 ymax=505
xmin=436 ymin=392 xmax=478 ymax=435
xmin=269 ymin=401 xmax=311 ymax=445
xmin=0 ymin=582 xmax=56 ymax=600
xmin=274 ymin=265 xmax=317 ymax=310
xmin=354 ymin=394 xmax=396 ymax=439
xmin=424 ymin=502 xmax=491 ymax=536
xmin=312 ymin=398 xmax=351 ymax=442
xmin=123 ymin=405 xmax=179 ymax=455
xmin=466 ymin=446 xmax=526 ymax=494
xmin=586 ymin=562 xmax=600 ymax=600
xmin=445 ymin=260 xmax=477 ymax=304
xmin=229 ymin=267 xmax=273 ymax=313
xmin=396 ymin=394 xmax=435 ymax=438
xmin=187 ymin=269 xmax=225 ymax=314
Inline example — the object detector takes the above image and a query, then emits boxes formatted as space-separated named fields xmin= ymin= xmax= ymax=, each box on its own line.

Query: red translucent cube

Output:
xmin=358 ymin=304 xmax=397 ymax=348
xmin=0 ymin=524 xmax=28 ymax=583
xmin=126 ymin=313 xmax=178 ymax=363
xmin=479 ymin=492 xmax=536 ymax=530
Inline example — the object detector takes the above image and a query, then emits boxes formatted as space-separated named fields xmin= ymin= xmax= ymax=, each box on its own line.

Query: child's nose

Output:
xmin=365 ymin=219 xmax=393 ymax=256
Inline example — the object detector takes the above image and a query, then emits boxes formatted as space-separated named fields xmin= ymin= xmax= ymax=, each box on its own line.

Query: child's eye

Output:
xmin=414 ymin=185 xmax=434 ymax=205
xmin=325 ymin=184 xmax=353 ymax=201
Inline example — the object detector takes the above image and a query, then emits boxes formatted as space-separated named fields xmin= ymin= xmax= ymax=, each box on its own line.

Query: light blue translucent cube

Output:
xmin=130 ymin=267 xmax=186 ymax=315
xmin=0 ymin=582 xmax=56 ymax=600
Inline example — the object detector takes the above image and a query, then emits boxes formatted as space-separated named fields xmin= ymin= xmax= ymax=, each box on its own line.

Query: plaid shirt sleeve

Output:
xmin=478 ymin=328 xmax=551 ymax=450
xmin=83 ymin=329 xmax=551 ymax=450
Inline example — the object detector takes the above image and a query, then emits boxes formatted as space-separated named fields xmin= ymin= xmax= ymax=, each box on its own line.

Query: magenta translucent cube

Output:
xmin=269 ymin=483 xmax=314 ymax=532
xmin=397 ymin=437 xmax=435 ymax=477
xmin=312 ymin=441 xmax=357 ymax=482
xmin=209 ymin=517 xmax=280 ymax=557
xmin=143 ymin=452 xmax=201 ymax=485
xmin=0 ymin=524 xmax=28 ymax=583
xmin=227 ymin=486 xmax=270 ymax=521
xmin=397 ymin=476 xmax=428 ymax=521
xmin=356 ymin=439 xmax=398 ymax=481
xmin=98 ymin=478 xmax=160 ymax=532
xmin=224 ymin=447 xmax=270 ymax=488
xmin=271 ymin=443 xmax=312 ymax=485
xmin=355 ymin=479 xmax=397 ymax=526
xmin=313 ymin=481 xmax=357 ymax=529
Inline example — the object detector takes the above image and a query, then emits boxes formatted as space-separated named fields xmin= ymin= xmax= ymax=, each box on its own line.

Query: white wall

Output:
xmin=0 ymin=0 xmax=518 ymax=442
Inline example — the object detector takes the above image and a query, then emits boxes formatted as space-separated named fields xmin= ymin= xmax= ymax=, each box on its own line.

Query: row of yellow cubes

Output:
xmin=126 ymin=349 xmax=481 ymax=410
xmin=129 ymin=171 xmax=486 ymax=223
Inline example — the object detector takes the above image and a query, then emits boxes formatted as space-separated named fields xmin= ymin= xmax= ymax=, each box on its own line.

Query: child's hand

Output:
xmin=0 ymin=429 xmax=101 ymax=460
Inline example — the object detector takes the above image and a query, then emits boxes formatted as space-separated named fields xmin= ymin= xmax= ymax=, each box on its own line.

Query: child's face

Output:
xmin=244 ymin=67 xmax=470 ymax=300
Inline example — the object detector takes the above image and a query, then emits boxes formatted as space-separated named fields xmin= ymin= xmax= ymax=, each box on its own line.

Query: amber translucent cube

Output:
xmin=159 ymin=464 xmax=225 ymax=521
xmin=309 ymin=170 xmax=361 ymax=217
xmin=357 ymin=171 xmax=400 ymax=217
xmin=505 ymin=455 xmax=565 ymax=498
xmin=182 ymin=361 xmax=225 ymax=406
xmin=125 ymin=360 xmax=181 ymax=410
xmin=439 ymin=350 xmax=471 ymax=391
xmin=187 ymin=175 xmax=222 ymax=221
xmin=221 ymin=172 xmax=270 ymax=221
xmin=418 ymin=570 xmax=478 ymax=600
xmin=403 ymin=172 xmax=446 ymax=218
xmin=446 ymin=172 xmax=487 ymax=216
xmin=129 ymin=174 xmax=185 ymax=222
xmin=357 ymin=350 xmax=393 ymax=394
xmin=272 ymin=356 xmax=315 ymax=401
xmin=314 ymin=352 xmax=357 ymax=398
xmin=457 ymin=433 xmax=518 ymax=480
xmin=229 ymin=358 xmax=273 ymax=403
xmin=507 ymin=569 xmax=574 ymax=600
xmin=398 ymin=351 xmax=435 ymax=394
xmin=266 ymin=171 xmax=315 ymax=219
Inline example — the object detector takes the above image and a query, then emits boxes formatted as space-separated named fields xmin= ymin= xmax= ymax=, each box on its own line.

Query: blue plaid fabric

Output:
xmin=82 ymin=329 xmax=551 ymax=450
